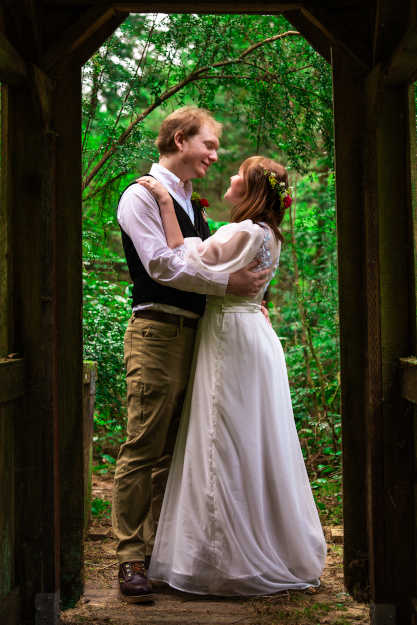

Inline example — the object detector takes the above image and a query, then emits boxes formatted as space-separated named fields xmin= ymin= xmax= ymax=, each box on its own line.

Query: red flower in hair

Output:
xmin=283 ymin=195 xmax=292 ymax=209
xmin=200 ymin=198 xmax=209 ymax=207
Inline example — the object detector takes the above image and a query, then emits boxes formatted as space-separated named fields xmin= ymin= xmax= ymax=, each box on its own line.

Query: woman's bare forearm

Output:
xmin=159 ymin=198 xmax=184 ymax=249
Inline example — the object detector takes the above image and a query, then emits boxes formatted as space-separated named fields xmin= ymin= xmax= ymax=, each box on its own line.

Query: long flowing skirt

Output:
xmin=148 ymin=300 xmax=327 ymax=596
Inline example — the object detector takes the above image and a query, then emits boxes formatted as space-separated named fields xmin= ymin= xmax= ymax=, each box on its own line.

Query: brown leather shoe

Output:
xmin=118 ymin=561 xmax=153 ymax=603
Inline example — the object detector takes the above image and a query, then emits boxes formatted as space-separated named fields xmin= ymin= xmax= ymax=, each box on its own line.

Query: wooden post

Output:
xmin=8 ymin=78 xmax=61 ymax=624
xmin=331 ymin=48 xmax=369 ymax=600
xmin=51 ymin=65 xmax=84 ymax=609
xmin=333 ymin=48 xmax=417 ymax=624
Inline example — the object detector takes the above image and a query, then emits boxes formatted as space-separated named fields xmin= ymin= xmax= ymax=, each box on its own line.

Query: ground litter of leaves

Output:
xmin=60 ymin=474 xmax=369 ymax=625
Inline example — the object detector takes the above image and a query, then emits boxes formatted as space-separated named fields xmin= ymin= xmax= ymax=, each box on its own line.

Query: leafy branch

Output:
xmin=82 ymin=30 xmax=300 ymax=192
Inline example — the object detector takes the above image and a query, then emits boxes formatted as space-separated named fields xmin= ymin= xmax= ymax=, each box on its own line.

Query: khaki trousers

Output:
xmin=112 ymin=314 xmax=196 ymax=563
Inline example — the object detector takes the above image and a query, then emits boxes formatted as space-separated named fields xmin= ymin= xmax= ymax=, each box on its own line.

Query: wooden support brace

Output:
xmin=67 ymin=11 xmax=127 ymax=68
xmin=384 ymin=3 xmax=417 ymax=85
xmin=332 ymin=47 xmax=370 ymax=600
xmin=42 ymin=0 xmax=302 ymax=10
xmin=105 ymin=1 xmax=301 ymax=11
xmin=0 ymin=32 xmax=27 ymax=85
xmin=0 ymin=358 xmax=25 ymax=405
xmin=0 ymin=588 xmax=20 ymax=625
xmin=32 ymin=65 xmax=54 ymax=131
xmin=41 ymin=5 xmax=118 ymax=71
xmin=399 ymin=357 xmax=417 ymax=404
xmin=370 ymin=603 xmax=397 ymax=625
xmin=300 ymin=7 xmax=369 ymax=70
xmin=285 ymin=9 xmax=331 ymax=63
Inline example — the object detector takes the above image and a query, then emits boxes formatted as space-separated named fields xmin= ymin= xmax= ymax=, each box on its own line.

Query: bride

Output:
xmin=138 ymin=156 xmax=327 ymax=596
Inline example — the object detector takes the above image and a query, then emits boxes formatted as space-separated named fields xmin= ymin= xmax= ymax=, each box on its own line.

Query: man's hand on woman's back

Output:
xmin=226 ymin=260 xmax=270 ymax=297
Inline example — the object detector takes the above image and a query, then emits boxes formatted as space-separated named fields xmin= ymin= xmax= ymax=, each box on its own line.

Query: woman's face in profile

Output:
xmin=224 ymin=168 xmax=245 ymax=205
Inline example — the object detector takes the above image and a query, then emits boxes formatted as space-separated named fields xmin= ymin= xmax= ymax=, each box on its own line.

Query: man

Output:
xmin=112 ymin=106 xmax=269 ymax=603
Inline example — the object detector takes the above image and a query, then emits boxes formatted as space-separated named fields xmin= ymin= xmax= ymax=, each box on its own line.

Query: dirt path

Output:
xmin=60 ymin=475 xmax=370 ymax=625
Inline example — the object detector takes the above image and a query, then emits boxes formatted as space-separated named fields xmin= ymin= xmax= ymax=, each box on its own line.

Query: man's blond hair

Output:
xmin=156 ymin=106 xmax=222 ymax=155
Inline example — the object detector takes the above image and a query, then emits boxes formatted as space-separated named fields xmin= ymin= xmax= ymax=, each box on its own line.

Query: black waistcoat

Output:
xmin=118 ymin=181 xmax=211 ymax=316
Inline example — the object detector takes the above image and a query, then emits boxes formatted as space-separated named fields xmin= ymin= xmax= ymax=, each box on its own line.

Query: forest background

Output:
xmin=83 ymin=12 xmax=341 ymax=523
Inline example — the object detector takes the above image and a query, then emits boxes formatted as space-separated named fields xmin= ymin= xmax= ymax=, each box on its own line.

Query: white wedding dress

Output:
xmin=148 ymin=220 xmax=327 ymax=596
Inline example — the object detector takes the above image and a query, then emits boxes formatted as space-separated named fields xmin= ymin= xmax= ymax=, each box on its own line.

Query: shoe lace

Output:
xmin=124 ymin=561 xmax=144 ymax=575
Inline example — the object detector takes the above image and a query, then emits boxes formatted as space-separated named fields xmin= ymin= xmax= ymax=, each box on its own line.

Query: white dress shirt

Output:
xmin=117 ymin=163 xmax=229 ymax=318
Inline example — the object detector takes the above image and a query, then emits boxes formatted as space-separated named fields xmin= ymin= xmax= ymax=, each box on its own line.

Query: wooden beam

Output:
xmin=32 ymin=65 xmax=54 ymax=131
xmin=372 ymin=0 xmax=417 ymax=84
xmin=0 ymin=85 xmax=14 ymax=355
xmin=43 ymin=0 xmax=302 ymax=9
xmin=385 ymin=24 xmax=417 ymax=85
xmin=52 ymin=64 xmax=84 ymax=608
xmin=8 ymin=76 xmax=61 ymax=622
xmin=285 ymin=9 xmax=331 ymax=63
xmin=0 ymin=32 xmax=26 ymax=84
xmin=301 ymin=7 xmax=370 ymax=70
xmin=105 ymin=1 xmax=301 ymax=10
xmin=331 ymin=47 xmax=370 ymax=601
xmin=399 ymin=357 xmax=417 ymax=404
xmin=333 ymin=47 xmax=417 ymax=619
xmin=0 ymin=359 xmax=25 ymax=404
xmin=41 ymin=5 xmax=117 ymax=71
xmin=0 ymin=588 xmax=20 ymax=625
xmin=0 ymin=401 xmax=18 ymax=617
xmin=372 ymin=79 xmax=416 ymax=624
xmin=68 ymin=10 xmax=127 ymax=67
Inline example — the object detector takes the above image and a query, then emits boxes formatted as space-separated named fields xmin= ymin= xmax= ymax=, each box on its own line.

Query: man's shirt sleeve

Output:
xmin=117 ymin=184 xmax=229 ymax=296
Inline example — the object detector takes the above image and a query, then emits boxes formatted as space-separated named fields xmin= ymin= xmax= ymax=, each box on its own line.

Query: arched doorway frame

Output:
xmin=1 ymin=3 xmax=416 ymax=624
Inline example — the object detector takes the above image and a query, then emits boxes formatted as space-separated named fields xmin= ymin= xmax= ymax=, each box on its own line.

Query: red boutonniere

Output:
xmin=191 ymin=192 xmax=210 ymax=221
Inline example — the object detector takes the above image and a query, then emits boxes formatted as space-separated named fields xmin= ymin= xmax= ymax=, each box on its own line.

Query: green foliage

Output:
xmin=81 ymin=13 xmax=332 ymax=252
xmin=83 ymin=269 xmax=130 ymax=456
xmin=82 ymin=14 xmax=341 ymax=521
xmin=91 ymin=497 xmax=111 ymax=520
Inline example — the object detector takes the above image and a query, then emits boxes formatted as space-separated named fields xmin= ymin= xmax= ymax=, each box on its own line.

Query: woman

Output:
xmin=138 ymin=156 xmax=327 ymax=596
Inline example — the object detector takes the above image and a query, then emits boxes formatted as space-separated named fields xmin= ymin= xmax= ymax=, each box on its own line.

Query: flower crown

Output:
xmin=263 ymin=170 xmax=292 ymax=209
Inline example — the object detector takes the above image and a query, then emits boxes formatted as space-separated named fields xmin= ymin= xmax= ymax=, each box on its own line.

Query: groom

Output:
xmin=112 ymin=106 xmax=269 ymax=603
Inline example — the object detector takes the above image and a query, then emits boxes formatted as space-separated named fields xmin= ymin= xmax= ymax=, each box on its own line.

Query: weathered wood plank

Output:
xmin=8 ymin=75 xmax=60 ymax=623
xmin=303 ymin=7 xmax=371 ymax=69
xmin=285 ymin=9 xmax=331 ymax=63
xmin=52 ymin=64 xmax=85 ymax=608
xmin=399 ymin=357 xmax=417 ymax=404
xmin=41 ymin=5 xmax=117 ymax=71
xmin=99 ymin=1 xmax=302 ymax=10
xmin=0 ymin=32 xmax=27 ymax=85
xmin=68 ymin=11 xmax=127 ymax=68
xmin=383 ymin=2 xmax=417 ymax=85
xmin=0 ymin=358 xmax=25 ymax=404
xmin=362 ymin=64 xmax=385 ymax=604
xmin=0 ymin=587 xmax=20 ymax=625
xmin=42 ymin=0 xmax=302 ymax=9
xmin=0 ymin=403 xmax=16 ymax=601
xmin=334 ymin=48 xmax=417 ymax=620
xmin=0 ymin=85 xmax=13 ymax=356
xmin=406 ymin=70 xmax=417 ymax=352
xmin=32 ymin=65 xmax=54 ymax=131
xmin=332 ymin=47 xmax=370 ymax=601
xmin=367 ymin=78 xmax=416 ymax=619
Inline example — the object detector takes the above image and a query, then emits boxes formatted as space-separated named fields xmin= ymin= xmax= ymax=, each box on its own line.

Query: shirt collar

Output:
xmin=150 ymin=163 xmax=193 ymax=200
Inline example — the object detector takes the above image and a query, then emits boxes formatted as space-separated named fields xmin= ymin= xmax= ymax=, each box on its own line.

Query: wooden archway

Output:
xmin=1 ymin=2 xmax=416 ymax=624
